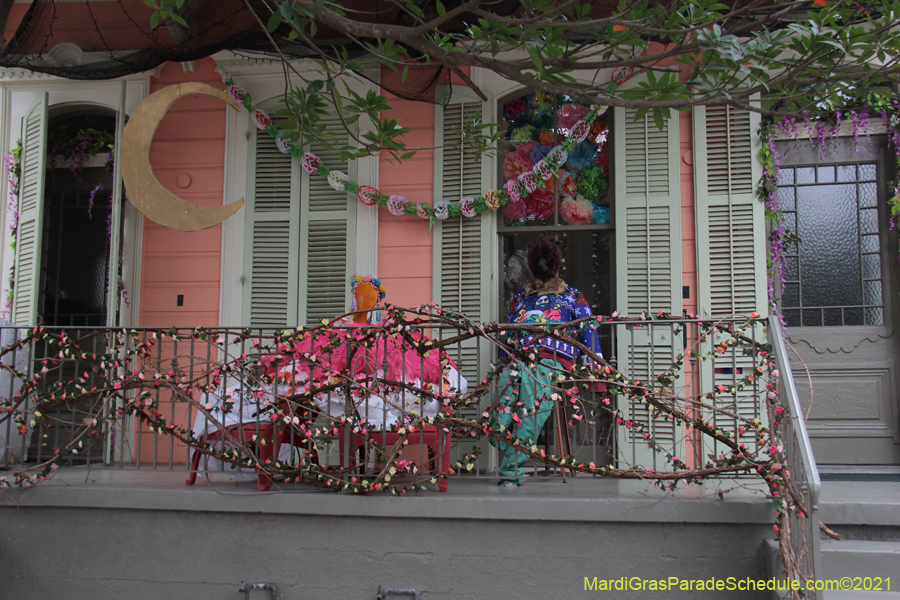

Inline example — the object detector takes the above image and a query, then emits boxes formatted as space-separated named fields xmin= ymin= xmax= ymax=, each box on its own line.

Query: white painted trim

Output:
xmin=0 ymin=75 xmax=150 ymax=325
xmin=219 ymin=100 xmax=249 ymax=327
xmin=355 ymin=68 xmax=380 ymax=277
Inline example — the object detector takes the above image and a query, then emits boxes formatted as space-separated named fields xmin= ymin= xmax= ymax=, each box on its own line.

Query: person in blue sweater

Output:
xmin=493 ymin=235 xmax=603 ymax=486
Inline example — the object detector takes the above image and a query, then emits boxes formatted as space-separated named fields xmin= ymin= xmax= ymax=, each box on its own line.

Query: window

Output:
xmin=778 ymin=161 xmax=886 ymax=327
xmin=497 ymin=92 xmax=613 ymax=319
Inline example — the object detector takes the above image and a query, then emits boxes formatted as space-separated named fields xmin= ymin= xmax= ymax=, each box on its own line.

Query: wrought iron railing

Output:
xmin=1 ymin=317 xmax=779 ymax=480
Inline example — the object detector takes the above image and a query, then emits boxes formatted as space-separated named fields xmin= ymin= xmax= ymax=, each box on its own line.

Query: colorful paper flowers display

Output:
xmin=301 ymin=152 xmax=321 ymax=175
xmin=500 ymin=94 xmax=610 ymax=226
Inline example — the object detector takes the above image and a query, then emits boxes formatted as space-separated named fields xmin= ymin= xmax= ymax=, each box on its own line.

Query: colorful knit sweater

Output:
xmin=507 ymin=278 xmax=603 ymax=364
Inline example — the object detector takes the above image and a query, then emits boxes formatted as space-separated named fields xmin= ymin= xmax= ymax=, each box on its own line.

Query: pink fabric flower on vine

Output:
xmin=252 ymin=109 xmax=272 ymax=130
xmin=560 ymin=194 xmax=593 ymax=225
xmin=557 ymin=104 xmax=588 ymax=131
xmin=301 ymin=152 xmax=321 ymax=175
xmin=460 ymin=196 xmax=477 ymax=217
xmin=524 ymin=188 xmax=555 ymax=220
xmin=416 ymin=202 xmax=431 ymax=219
xmin=533 ymin=159 xmax=554 ymax=181
xmin=503 ymin=199 xmax=526 ymax=221
xmin=387 ymin=195 xmax=407 ymax=216
xmin=227 ymin=84 xmax=247 ymax=103
xmin=503 ymin=149 xmax=534 ymax=181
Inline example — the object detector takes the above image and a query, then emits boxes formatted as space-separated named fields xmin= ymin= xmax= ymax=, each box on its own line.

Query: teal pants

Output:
xmin=491 ymin=359 xmax=557 ymax=484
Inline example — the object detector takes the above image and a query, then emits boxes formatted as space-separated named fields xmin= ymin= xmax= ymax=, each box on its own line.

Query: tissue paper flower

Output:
xmin=560 ymin=195 xmax=594 ymax=225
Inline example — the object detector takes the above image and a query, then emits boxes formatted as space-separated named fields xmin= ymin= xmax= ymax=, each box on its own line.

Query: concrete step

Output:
xmin=764 ymin=539 xmax=900 ymax=600
xmin=821 ymin=538 xmax=900 ymax=580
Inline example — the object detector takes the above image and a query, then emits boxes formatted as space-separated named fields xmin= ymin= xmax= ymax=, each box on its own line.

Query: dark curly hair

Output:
xmin=527 ymin=234 xmax=561 ymax=280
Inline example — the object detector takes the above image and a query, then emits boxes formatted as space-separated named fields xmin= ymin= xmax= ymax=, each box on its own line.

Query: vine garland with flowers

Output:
xmin=221 ymin=75 xmax=606 ymax=228
xmin=758 ymin=96 xmax=900 ymax=319
xmin=0 ymin=307 xmax=820 ymax=595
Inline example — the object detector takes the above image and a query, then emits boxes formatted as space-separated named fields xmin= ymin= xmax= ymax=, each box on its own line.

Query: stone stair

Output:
xmin=765 ymin=473 xmax=900 ymax=599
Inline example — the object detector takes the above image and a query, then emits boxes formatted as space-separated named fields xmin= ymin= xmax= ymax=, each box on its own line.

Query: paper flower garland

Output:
xmin=387 ymin=195 xmax=408 ymax=216
xmin=219 ymin=75 xmax=609 ymax=227
xmin=275 ymin=136 xmax=293 ymax=154
xmin=327 ymin=170 xmax=349 ymax=191
xmin=301 ymin=152 xmax=321 ymax=175
xmin=357 ymin=185 xmax=378 ymax=206
xmin=252 ymin=109 xmax=272 ymax=130
xmin=460 ymin=197 xmax=477 ymax=217
xmin=434 ymin=200 xmax=450 ymax=220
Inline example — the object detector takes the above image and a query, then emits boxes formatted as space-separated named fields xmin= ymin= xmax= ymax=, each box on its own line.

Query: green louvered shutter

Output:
xmin=243 ymin=118 xmax=299 ymax=327
xmin=300 ymin=112 xmax=356 ymax=325
xmin=693 ymin=105 xmax=765 ymax=318
xmin=244 ymin=108 xmax=356 ymax=328
xmin=613 ymin=107 xmax=683 ymax=469
xmin=432 ymin=86 xmax=491 ymax=385
xmin=693 ymin=105 xmax=766 ymax=447
xmin=13 ymin=93 xmax=48 ymax=327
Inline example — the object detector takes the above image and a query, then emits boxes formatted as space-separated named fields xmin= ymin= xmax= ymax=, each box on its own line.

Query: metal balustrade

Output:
xmin=0 ymin=318 xmax=806 ymax=488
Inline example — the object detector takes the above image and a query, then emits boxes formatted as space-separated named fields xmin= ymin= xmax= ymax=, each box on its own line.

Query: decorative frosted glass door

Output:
xmin=777 ymin=136 xmax=900 ymax=465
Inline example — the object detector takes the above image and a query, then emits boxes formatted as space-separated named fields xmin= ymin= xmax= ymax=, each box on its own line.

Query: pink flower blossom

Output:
xmin=503 ymin=149 xmax=534 ymax=181
xmin=301 ymin=153 xmax=321 ymax=175
xmin=560 ymin=195 xmax=593 ymax=225
xmin=227 ymin=84 xmax=247 ymax=103
xmin=460 ymin=196 xmax=476 ymax=217
xmin=557 ymin=103 xmax=588 ymax=130
xmin=387 ymin=195 xmax=407 ymax=216
xmin=503 ymin=199 xmax=526 ymax=221
xmin=524 ymin=188 xmax=555 ymax=220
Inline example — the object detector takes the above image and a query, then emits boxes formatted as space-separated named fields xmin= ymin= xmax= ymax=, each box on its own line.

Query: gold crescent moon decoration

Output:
xmin=121 ymin=82 xmax=244 ymax=232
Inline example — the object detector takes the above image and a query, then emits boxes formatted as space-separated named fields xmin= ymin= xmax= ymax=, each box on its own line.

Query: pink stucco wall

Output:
xmin=140 ymin=58 xmax=225 ymax=327
xmin=376 ymin=67 xmax=470 ymax=308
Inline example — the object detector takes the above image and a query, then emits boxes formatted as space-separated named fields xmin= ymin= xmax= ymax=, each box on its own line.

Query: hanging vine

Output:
xmin=758 ymin=95 xmax=900 ymax=319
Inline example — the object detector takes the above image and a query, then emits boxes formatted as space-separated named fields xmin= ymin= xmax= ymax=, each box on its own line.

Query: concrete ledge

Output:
xmin=0 ymin=467 xmax=776 ymax=524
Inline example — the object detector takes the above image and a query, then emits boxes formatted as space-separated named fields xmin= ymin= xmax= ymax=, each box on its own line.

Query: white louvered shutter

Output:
xmin=243 ymin=120 xmax=300 ymax=327
xmin=299 ymin=112 xmax=356 ymax=325
xmin=13 ymin=94 xmax=48 ymax=327
xmin=613 ymin=107 xmax=683 ymax=469
xmin=244 ymin=109 xmax=356 ymax=328
xmin=692 ymin=105 xmax=766 ymax=447
xmin=432 ymin=86 xmax=491 ymax=385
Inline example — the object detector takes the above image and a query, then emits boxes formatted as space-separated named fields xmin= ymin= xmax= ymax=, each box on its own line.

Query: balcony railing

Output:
xmin=0 ymin=313 xmax=821 ymax=592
